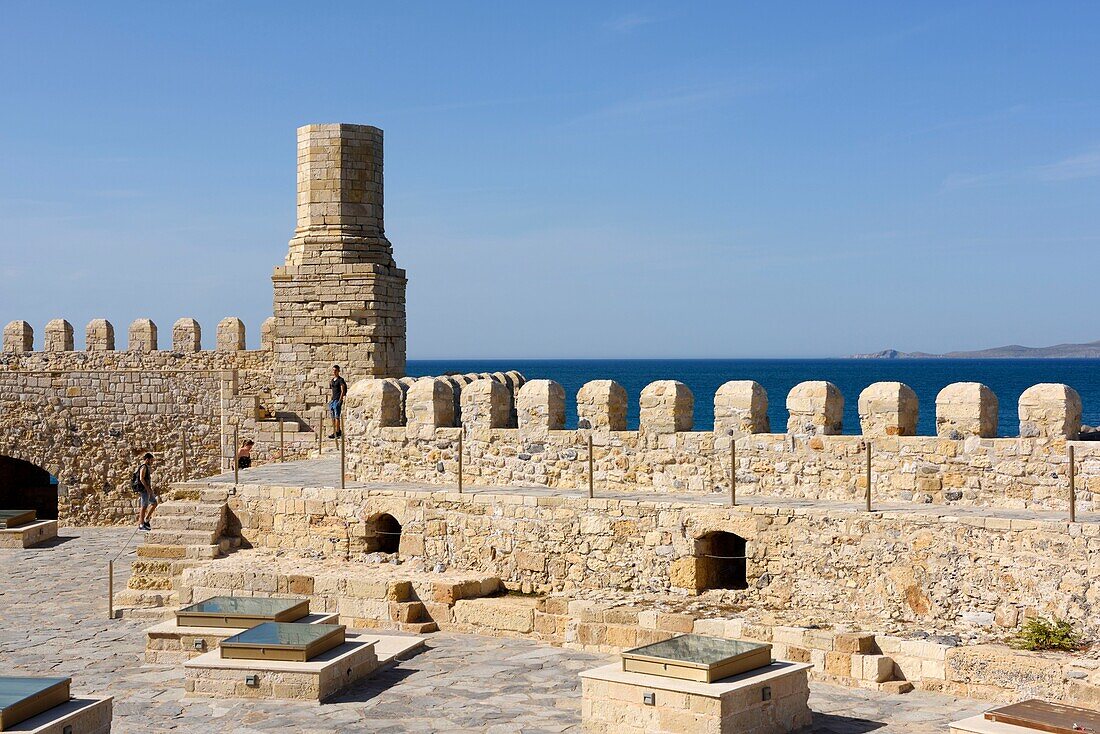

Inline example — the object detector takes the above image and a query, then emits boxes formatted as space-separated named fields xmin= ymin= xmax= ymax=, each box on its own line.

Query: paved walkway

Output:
xmin=1 ymin=528 xmax=992 ymax=732
xmin=211 ymin=456 xmax=1097 ymax=525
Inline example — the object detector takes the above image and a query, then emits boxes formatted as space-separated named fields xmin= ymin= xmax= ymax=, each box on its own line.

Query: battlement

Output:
xmin=345 ymin=375 xmax=1097 ymax=512
xmin=350 ymin=376 xmax=1086 ymax=440
xmin=2 ymin=317 xmax=277 ymax=353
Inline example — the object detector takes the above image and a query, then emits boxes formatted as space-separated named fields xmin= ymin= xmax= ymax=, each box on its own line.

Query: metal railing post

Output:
xmin=1069 ymin=444 xmax=1076 ymax=523
xmin=318 ymin=409 xmax=324 ymax=453
xmin=340 ymin=432 xmax=346 ymax=490
xmin=233 ymin=423 xmax=239 ymax=484
xmin=457 ymin=431 xmax=464 ymax=494
xmin=182 ymin=424 xmax=189 ymax=481
xmin=279 ymin=419 xmax=285 ymax=462
xmin=108 ymin=560 xmax=114 ymax=620
xmin=730 ymin=438 xmax=737 ymax=507
xmin=587 ymin=434 xmax=594 ymax=499
xmin=864 ymin=441 xmax=872 ymax=512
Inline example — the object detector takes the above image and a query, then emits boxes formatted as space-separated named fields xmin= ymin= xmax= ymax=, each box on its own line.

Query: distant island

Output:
xmin=848 ymin=340 xmax=1100 ymax=359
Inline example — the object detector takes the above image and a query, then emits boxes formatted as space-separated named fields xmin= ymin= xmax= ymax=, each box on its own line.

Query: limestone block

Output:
xmin=86 ymin=319 xmax=115 ymax=351
xmin=128 ymin=318 xmax=158 ymax=351
xmin=2 ymin=320 xmax=32 ymax=352
xmin=936 ymin=383 xmax=997 ymax=438
xmin=786 ymin=381 xmax=843 ymax=435
xmin=858 ymin=382 xmax=918 ymax=436
xmin=517 ymin=380 xmax=565 ymax=432
xmin=460 ymin=379 xmax=511 ymax=429
xmin=640 ymin=380 xmax=693 ymax=433
xmin=405 ymin=378 xmax=455 ymax=429
xmin=346 ymin=378 xmax=403 ymax=428
xmin=260 ymin=316 xmax=276 ymax=350
xmin=217 ymin=317 xmax=246 ymax=351
xmin=44 ymin=319 xmax=74 ymax=352
xmin=713 ymin=380 xmax=769 ymax=435
xmin=173 ymin=317 xmax=202 ymax=352
xmin=576 ymin=380 xmax=627 ymax=431
xmin=1019 ymin=383 xmax=1081 ymax=439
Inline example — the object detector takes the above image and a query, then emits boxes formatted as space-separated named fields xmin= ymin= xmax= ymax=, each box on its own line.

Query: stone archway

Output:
xmin=695 ymin=531 xmax=748 ymax=590
xmin=364 ymin=513 xmax=403 ymax=554
xmin=0 ymin=456 xmax=59 ymax=519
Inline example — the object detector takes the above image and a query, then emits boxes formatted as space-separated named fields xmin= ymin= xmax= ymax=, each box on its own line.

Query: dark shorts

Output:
xmin=329 ymin=399 xmax=343 ymax=418
xmin=137 ymin=490 xmax=158 ymax=509
xmin=237 ymin=456 xmax=252 ymax=469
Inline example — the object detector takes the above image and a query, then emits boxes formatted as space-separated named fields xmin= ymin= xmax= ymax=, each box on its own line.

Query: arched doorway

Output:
xmin=364 ymin=513 xmax=402 ymax=554
xmin=695 ymin=531 xmax=747 ymax=590
xmin=0 ymin=457 xmax=59 ymax=520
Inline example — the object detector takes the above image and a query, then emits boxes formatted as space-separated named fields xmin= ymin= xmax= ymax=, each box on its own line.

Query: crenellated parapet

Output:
xmin=345 ymin=376 xmax=1098 ymax=511
xmin=2 ymin=317 xmax=267 ymax=354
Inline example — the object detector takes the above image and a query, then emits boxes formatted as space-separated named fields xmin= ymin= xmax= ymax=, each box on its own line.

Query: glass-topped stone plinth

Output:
xmin=220 ymin=623 xmax=346 ymax=663
xmin=176 ymin=596 xmax=309 ymax=629
xmin=0 ymin=676 xmax=71 ymax=730
xmin=0 ymin=510 xmax=36 ymax=530
xmin=621 ymin=634 xmax=773 ymax=683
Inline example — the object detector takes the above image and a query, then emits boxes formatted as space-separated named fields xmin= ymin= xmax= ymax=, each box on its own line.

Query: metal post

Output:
xmin=181 ymin=424 xmax=189 ymax=481
xmin=1069 ymin=444 xmax=1076 ymax=523
xmin=864 ymin=441 xmax=872 ymax=513
xmin=587 ymin=434 xmax=594 ymax=499
xmin=233 ymin=423 xmax=239 ymax=484
xmin=318 ymin=409 xmax=324 ymax=453
xmin=108 ymin=560 xmax=114 ymax=620
xmin=730 ymin=438 xmax=736 ymax=507
xmin=457 ymin=432 xmax=464 ymax=494
xmin=340 ymin=432 xmax=346 ymax=490
xmin=279 ymin=419 xmax=285 ymax=462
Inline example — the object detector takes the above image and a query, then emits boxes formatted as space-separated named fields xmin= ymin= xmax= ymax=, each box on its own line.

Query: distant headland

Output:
xmin=849 ymin=340 xmax=1100 ymax=359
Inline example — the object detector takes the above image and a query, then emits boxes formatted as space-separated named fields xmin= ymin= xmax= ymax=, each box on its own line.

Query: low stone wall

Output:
xmin=345 ymin=377 xmax=1098 ymax=512
xmin=220 ymin=481 xmax=1100 ymax=639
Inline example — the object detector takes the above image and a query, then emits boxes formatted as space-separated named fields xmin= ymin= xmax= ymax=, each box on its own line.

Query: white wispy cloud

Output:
xmin=605 ymin=13 xmax=656 ymax=33
xmin=942 ymin=145 xmax=1100 ymax=191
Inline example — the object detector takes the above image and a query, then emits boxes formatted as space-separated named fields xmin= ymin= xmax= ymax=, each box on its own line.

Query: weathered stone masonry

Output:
xmin=347 ymin=377 xmax=1099 ymax=513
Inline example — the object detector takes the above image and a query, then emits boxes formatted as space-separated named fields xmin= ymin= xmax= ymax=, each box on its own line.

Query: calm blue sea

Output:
xmin=407 ymin=359 xmax=1100 ymax=437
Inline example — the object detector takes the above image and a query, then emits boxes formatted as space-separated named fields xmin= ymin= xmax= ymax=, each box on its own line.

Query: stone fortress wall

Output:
xmin=0 ymin=316 xmax=319 ymax=524
xmin=347 ymin=376 xmax=1098 ymax=513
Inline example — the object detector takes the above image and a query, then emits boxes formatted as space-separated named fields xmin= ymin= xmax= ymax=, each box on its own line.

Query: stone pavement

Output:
xmin=0 ymin=528 xmax=992 ymax=732
xmin=213 ymin=455 xmax=1098 ymax=525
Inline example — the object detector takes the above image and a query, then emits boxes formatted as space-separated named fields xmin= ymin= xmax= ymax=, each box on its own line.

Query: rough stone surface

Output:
xmin=936 ymin=382 xmax=998 ymax=438
xmin=517 ymin=379 xmax=565 ymax=432
xmin=172 ymin=318 xmax=202 ymax=352
xmin=859 ymin=381 xmax=919 ymax=436
xmin=460 ymin=378 xmax=512 ymax=429
xmin=216 ymin=317 xmax=246 ymax=351
xmin=577 ymin=380 xmax=627 ymax=431
xmin=640 ymin=380 xmax=693 ymax=434
xmin=44 ymin=319 xmax=74 ymax=352
xmin=3 ymin=320 xmax=33 ymax=353
xmin=85 ymin=318 xmax=115 ymax=351
xmin=128 ymin=318 xmax=158 ymax=351
xmin=404 ymin=378 xmax=455 ymax=431
xmin=1019 ymin=383 xmax=1082 ymax=439
xmin=787 ymin=381 xmax=843 ymax=435
xmin=714 ymin=380 xmax=769 ymax=435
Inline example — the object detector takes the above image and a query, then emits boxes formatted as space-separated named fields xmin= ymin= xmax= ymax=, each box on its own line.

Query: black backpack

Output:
xmin=130 ymin=465 xmax=144 ymax=493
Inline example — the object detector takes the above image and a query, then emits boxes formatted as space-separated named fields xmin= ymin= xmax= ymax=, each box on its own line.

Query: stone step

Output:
xmin=115 ymin=587 xmax=177 ymax=610
xmin=400 ymin=621 xmax=439 ymax=634
xmin=255 ymin=420 xmax=305 ymax=434
xmin=151 ymin=514 xmax=224 ymax=533
xmin=146 ymin=529 xmax=220 ymax=546
xmin=158 ymin=502 xmax=225 ymax=518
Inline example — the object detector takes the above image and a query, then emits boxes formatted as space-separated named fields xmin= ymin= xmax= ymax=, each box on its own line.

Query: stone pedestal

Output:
xmin=5 ymin=697 xmax=112 ymax=734
xmin=0 ymin=520 xmax=58 ymax=549
xmin=580 ymin=661 xmax=812 ymax=734
xmin=145 ymin=612 xmax=339 ymax=663
xmin=183 ymin=633 xmax=423 ymax=702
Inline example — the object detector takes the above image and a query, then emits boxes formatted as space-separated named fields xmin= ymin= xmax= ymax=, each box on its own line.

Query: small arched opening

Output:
xmin=364 ymin=513 xmax=402 ymax=554
xmin=695 ymin=531 xmax=747 ymax=591
xmin=0 ymin=456 xmax=59 ymax=520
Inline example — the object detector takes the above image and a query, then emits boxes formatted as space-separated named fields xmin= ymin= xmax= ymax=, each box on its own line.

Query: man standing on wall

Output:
xmin=328 ymin=365 xmax=348 ymax=439
xmin=133 ymin=452 xmax=157 ymax=531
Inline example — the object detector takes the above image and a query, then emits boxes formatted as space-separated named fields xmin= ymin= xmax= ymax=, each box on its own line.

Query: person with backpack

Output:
xmin=132 ymin=452 xmax=157 ymax=531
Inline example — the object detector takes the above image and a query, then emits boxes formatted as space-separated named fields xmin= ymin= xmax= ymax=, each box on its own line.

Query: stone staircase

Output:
xmin=115 ymin=483 xmax=239 ymax=619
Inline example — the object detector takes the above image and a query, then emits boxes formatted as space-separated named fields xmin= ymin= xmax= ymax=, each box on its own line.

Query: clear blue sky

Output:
xmin=1 ymin=2 xmax=1098 ymax=358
